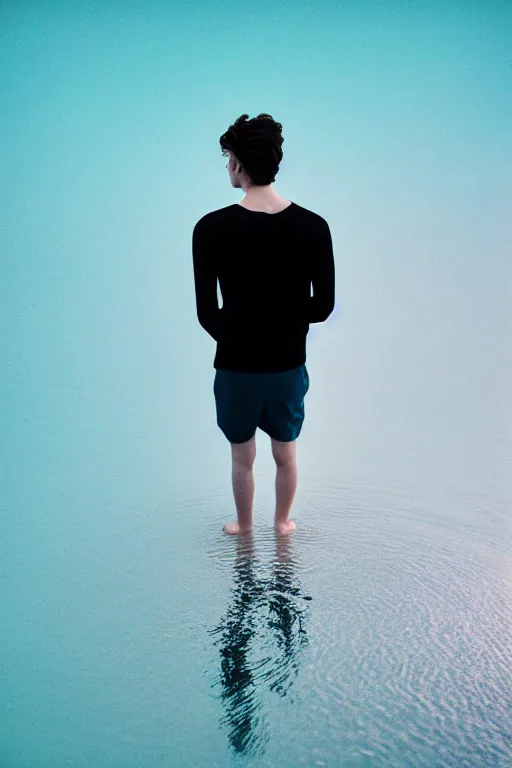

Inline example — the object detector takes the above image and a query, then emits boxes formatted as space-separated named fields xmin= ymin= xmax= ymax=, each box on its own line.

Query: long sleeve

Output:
xmin=192 ymin=218 xmax=222 ymax=341
xmin=308 ymin=219 xmax=335 ymax=323
xmin=192 ymin=202 xmax=334 ymax=372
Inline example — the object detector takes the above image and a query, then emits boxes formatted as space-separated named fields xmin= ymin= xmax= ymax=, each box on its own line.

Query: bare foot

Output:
xmin=223 ymin=521 xmax=253 ymax=535
xmin=275 ymin=520 xmax=297 ymax=535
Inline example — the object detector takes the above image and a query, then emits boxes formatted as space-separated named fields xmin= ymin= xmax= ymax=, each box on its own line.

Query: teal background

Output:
xmin=1 ymin=2 xmax=510 ymax=766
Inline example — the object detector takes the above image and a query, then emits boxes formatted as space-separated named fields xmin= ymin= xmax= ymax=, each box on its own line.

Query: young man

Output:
xmin=192 ymin=114 xmax=335 ymax=536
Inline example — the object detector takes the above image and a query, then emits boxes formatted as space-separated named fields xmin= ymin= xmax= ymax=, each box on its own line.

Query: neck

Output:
xmin=241 ymin=186 xmax=283 ymax=204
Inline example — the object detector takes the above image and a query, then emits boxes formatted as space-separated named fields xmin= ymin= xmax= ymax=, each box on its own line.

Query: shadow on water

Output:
xmin=208 ymin=530 xmax=312 ymax=758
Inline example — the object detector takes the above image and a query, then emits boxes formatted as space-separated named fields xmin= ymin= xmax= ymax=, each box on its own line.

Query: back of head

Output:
xmin=219 ymin=113 xmax=284 ymax=185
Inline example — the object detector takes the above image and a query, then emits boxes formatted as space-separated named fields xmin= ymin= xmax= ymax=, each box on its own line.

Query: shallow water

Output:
xmin=2 ymin=459 xmax=510 ymax=767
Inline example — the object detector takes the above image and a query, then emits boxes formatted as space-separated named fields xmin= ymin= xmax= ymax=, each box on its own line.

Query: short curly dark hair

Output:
xmin=219 ymin=113 xmax=284 ymax=185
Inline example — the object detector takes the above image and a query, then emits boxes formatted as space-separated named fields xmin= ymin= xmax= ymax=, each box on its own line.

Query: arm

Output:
xmin=308 ymin=219 xmax=335 ymax=323
xmin=192 ymin=218 xmax=223 ymax=341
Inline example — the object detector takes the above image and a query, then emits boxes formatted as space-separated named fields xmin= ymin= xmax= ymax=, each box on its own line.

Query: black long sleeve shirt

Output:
xmin=192 ymin=201 xmax=335 ymax=372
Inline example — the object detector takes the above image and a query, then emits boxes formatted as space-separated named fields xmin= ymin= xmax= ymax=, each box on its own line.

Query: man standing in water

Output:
xmin=192 ymin=113 xmax=335 ymax=535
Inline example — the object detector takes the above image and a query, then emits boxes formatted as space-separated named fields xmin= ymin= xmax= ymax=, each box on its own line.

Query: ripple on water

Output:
xmin=202 ymin=477 xmax=511 ymax=766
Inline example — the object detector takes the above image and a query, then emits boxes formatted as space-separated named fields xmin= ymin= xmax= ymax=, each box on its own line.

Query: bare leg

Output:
xmin=225 ymin=465 xmax=254 ymax=534
xmin=224 ymin=435 xmax=256 ymax=535
xmin=274 ymin=459 xmax=297 ymax=534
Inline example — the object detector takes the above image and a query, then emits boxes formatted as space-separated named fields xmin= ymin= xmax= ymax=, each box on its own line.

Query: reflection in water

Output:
xmin=208 ymin=531 xmax=312 ymax=757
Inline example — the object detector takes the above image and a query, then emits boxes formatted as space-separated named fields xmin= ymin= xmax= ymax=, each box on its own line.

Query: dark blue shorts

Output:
xmin=213 ymin=364 xmax=310 ymax=444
